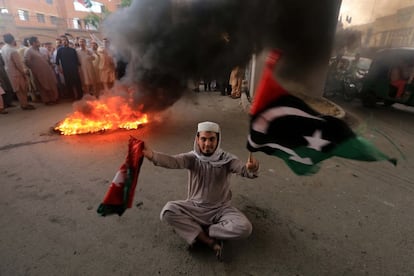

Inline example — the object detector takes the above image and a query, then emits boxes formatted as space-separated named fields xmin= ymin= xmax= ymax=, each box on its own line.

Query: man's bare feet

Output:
xmin=209 ymin=240 xmax=224 ymax=261
xmin=196 ymin=231 xmax=223 ymax=261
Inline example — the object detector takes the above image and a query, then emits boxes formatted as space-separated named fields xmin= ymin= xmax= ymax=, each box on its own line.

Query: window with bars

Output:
xmin=37 ymin=13 xmax=45 ymax=23
xmin=73 ymin=18 xmax=81 ymax=29
xmin=50 ymin=16 xmax=58 ymax=25
xmin=18 ymin=9 xmax=29 ymax=21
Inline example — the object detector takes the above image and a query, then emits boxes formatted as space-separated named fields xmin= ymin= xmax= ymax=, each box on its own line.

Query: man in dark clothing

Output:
xmin=56 ymin=36 xmax=83 ymax=100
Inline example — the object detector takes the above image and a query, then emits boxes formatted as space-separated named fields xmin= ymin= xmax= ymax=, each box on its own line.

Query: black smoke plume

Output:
xmin=103 ymin=0 xmax=341 ymax=112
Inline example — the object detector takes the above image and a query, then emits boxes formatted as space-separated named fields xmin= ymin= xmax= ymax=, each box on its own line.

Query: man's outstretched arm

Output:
xmin=142 ymin=141 xmax=193 ymax=169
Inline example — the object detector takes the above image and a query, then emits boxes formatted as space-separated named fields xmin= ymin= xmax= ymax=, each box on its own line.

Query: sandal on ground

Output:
xmin=21 ymin=104 xmax=36 ymax=110
xmin=0 ymin=108 xmax=8 ymax=114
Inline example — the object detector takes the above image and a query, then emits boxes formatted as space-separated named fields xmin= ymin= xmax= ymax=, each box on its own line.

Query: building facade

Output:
xmin=351 ymin=5 xmax=414 ymax=51
xmin=0 ymin=0 xmax=121 ymax=43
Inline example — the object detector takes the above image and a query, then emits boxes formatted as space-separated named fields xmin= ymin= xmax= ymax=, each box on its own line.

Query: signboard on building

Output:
xmin=73 ymin=0 xmax=103 ymax=13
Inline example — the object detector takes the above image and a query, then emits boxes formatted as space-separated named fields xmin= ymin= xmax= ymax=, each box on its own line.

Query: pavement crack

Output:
xmin=0 ymin=139 xmax=58 ymax=151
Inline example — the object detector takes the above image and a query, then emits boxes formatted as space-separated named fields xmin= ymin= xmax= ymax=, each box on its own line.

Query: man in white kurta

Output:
xmin=143 ymin=121 xmax=259 ymax=260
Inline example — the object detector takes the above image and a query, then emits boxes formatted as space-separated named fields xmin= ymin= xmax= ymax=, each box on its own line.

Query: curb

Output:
xmin=321 ymin=97 xmax=346 ymax=119
xmin=240 ymin=93 xmax=251 ymax=114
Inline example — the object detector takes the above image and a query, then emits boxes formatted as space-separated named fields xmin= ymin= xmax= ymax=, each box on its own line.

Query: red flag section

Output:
xmin=250 ymin=49 xmax=288 ymax=116
xmin=97 ymin=137 xmax=144 ymax=216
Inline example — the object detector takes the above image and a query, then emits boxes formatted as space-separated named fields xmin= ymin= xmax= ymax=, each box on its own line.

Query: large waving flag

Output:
xmin=247 ymin=50 xmax=397 ymax=175
xmin=97 ymin=137 xmax=144 ymax=216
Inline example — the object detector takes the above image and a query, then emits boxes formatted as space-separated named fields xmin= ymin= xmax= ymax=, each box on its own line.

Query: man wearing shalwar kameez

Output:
xmin=2 ymin=33 xmax=35 ymax=110
xmin=56 ymin=36 xmax=83 ymax=100
xmin=25 ymin=36 xmax=59 ymax=105
xmin=142 ymin=121 xmax=259 ymax=260
xmin=98 ymin=38 xmax=116 ymax=91
xmin=77 ymin=38 xmax=97 ymax=97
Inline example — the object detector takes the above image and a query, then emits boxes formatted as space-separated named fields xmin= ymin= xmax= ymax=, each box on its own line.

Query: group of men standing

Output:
xmin=0 ymin=34 xmax=36 ymax=113
xmin=54 ymin=36 xmax=117 ymax=100
xmin=0 ymin=33 xmax=118 ymax=114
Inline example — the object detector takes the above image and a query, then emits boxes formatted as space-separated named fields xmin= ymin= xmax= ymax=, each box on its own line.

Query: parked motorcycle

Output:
xmin=342 ymin=68 xmax=368 ymax=101
xmin=324 ymin=55 xmax=372 ymax=101
xmin=323 ymin=69 xmax=346 ymax=98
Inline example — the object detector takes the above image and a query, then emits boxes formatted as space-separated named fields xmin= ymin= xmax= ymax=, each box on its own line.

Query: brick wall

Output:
xmin=0 ymin=0 xmax=121 ymax=43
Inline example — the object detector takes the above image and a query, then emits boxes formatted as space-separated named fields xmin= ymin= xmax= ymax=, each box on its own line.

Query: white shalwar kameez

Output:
xmin=150 ymin=122 xmax=258 ymax=245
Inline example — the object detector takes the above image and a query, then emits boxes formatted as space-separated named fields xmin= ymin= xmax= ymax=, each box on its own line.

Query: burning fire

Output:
xmin=55 ymin=95 xmax=148 ymax=135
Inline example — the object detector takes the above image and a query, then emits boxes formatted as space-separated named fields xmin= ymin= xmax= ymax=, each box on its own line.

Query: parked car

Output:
xmin=360 ymin=47 xmax=414 ymax=107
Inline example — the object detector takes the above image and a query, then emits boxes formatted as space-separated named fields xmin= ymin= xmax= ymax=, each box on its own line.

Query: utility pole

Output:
xmin=250 ymin=0 xmax=343 ymax=98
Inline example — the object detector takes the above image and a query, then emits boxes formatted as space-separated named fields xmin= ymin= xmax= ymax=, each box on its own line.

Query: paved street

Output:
xmin=0 ymin=91 xmax=413 ymax=275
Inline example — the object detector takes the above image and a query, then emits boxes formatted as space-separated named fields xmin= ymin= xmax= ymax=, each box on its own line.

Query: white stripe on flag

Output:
xmin=252 ymin=106 xmax=324 ymax=134
xmin=248 ymin=135 xmax=314 ymax=165
xmin=112 ymin=170 xmax=125 ymax=187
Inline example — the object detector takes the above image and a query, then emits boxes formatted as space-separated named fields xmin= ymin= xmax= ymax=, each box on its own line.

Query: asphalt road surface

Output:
xmin=0 ymin=91 xmax=413 ymax=275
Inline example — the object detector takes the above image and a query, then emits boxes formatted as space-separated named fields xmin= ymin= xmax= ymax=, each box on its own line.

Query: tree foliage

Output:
xmin=121 ymin=0 xmax=132 ymax=7
xmin=84 ymin=13 xmax=101 ymax=29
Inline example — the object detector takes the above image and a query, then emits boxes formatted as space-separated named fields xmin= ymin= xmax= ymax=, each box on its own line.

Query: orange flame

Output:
xmin=55 ymin=95 xmax=148 ymax=135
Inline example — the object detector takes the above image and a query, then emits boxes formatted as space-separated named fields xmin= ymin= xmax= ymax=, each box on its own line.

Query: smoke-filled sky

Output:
xmin=340 ymin=0 xmax=414 ymax=26
xmin=102 ymin=0 xmax=340 ymax=112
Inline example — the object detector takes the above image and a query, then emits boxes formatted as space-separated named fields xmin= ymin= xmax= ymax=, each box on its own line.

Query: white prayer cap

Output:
xmin=197 ymin=121 xmax=220 ymax=133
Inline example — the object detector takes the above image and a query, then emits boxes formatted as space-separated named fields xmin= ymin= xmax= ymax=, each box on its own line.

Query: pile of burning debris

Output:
xmin=53 ymin=94 xmax=148 ymax=136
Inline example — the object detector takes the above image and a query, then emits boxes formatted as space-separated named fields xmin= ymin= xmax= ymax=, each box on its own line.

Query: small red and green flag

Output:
xmin=79 ymin=0 xmax=93 ymax=8
xmin=247 ymin=50 xmax=397 ymax=175
xmin=97 ymin=137 xmax=144 ymax=216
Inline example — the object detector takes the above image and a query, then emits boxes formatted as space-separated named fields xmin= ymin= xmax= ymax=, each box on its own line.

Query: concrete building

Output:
xmin=350 ymin=5 xmax=414 ymax=52
xmin=0 ymin=0 xmax=121 ymax=43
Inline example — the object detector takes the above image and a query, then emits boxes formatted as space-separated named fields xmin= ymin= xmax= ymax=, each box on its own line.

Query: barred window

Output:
xmin=73 ymin=18 xmax=81 ymax=29
xmin=50 ymin=16 xmax=58 ymax=25
xmin=37 ymin=13 xmax=45 ymax=23
xmin=18 ymin=9 xmax=29 ymax=21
